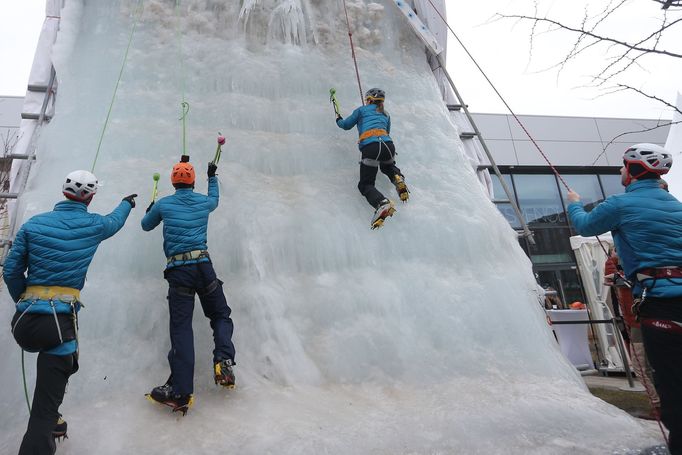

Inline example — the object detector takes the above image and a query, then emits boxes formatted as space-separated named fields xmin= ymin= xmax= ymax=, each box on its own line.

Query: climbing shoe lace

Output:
xmin=214 ymin=359 xmax=236 ymax=389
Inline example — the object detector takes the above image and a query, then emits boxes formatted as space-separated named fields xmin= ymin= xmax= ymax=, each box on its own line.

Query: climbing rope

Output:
xmin=423 ymin=1 xmax=669 ymax=444
xmin=341 ymin=0 xmax=365 ymax=105
xmin=91 ymin=0 xmax=144 ymax=173
xmin=175 ymin=0 xmax=189 ymax=156
xmin=424 ymin=0 xmax=570 ymax=190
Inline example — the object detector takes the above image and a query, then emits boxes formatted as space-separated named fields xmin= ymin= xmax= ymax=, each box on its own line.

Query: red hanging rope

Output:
xmin=423 ymin=0 xmax=570 ymax=190
xmin=423 ymin=0 xmax=669 ymax=444
xmin=341 ymin=0 xmax=365 ymax=105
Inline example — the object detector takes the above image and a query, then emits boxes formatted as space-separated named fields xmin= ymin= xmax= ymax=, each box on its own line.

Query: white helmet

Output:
xmin=62 ymin=170 xmax=98 ymax=203
xmin=623 ymin=143 xmax=672 ymax=175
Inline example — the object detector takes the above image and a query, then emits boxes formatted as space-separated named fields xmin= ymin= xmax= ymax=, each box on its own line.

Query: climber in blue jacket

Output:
xmin=567 ymin=144 xmax=682 ymax=454
xmin=3 ymin=170 xmax=135 ymax=454
xmin=336 ymin=88 xmax=409 ymax=229
xmin=141 ymin=156 xmax=236 ymax=415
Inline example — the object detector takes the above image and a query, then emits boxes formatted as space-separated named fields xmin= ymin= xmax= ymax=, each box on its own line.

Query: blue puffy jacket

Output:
xmin=568 ymin=179 xmax=682 ymax=298
xmin=336 ymin=103 xmax=392 ymax=148
xmin=141 ymin=177 xmax=219 ymax=267
xmin=3 ymin=199 xmax=132 ymax=355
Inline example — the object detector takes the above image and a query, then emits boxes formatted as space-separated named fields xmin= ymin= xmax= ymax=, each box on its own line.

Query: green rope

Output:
xmin=175 ymin=0 xmax=188 ymax=156
xmin=22 ymin=349 xmax=31 ymax=413
xmin=91 ymin=0 xmax=144 ymax=173
xmin=180 ymin=101 xmax=189 ymax=156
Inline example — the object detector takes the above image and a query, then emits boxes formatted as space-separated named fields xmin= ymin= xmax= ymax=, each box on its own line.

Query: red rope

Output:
xmin=423 ymin=0 xmax=570 ymax=189
xmin=424 ymin=0 xmax=670 ymax=446
xmin=341 ymin=0 xmax=365 ymax=105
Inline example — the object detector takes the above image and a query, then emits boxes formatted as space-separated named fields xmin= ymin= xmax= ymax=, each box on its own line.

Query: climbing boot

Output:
xmin=214 ymin=359 xmax=236 ymax=389
xmin=371 ymin=199 xmax=396 ymax=230
xmin=393 ymin=175 xmax=409 ymax=202
xmin=146 ymin=379 xmax=193 ymax=415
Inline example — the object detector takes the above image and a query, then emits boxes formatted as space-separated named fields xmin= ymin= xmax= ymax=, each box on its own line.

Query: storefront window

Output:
xmin=527 ymin=227 xmax=574 ymax=264
xmin=600 ymin=174 xmax=623 ymax=197
xmin=494 ymin=202 xmax=521 ymax=228
xmin=513 ymin=174 xmax=565 ymax=226
xmin=561 ymin=174 xmax=604 ymax=212
xmin=491 ymin=173 xmax=514 ymax=202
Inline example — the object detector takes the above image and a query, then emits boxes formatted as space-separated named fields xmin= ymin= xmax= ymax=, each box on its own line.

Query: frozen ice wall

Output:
xmin=0 ymin=1 xmax=662 ymax=453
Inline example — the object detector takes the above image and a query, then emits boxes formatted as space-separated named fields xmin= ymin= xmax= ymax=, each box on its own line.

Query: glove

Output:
xmin=208 ymin=163 xmax=217 ymax=178
xmin=146 ymin=201 xmax=154 ymax=213
xmin=336 ymin=115 xmax=343 ymax=122
xmin=122 ymin=194 xmax=138 ymax=208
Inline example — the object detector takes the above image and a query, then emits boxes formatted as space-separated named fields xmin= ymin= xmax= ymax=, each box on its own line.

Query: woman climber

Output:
xmin=335 ymin=88 xmax=409 ymax=229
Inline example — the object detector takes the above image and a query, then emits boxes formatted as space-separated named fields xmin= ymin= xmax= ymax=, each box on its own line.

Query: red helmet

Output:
xmin=171 ymin=162 xmax=195 ymax=185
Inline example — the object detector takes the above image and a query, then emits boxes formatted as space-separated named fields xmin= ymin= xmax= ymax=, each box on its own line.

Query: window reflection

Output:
xmin=527 ymin=228 xmax=574 ymax=264
xmin=494 ymin=202 xmax=521 ymax=228
xmin=600 ymin=174 xmax=624 ymax=197
xmin=561 ymin=174 xmax=603 ymax=212
xmin=491 ymin=174 xmax=514 ymax=202
xmin=513 ymin=174 xmax=565 ymax=226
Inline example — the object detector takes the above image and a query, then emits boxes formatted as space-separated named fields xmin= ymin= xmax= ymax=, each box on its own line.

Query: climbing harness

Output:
xmin=340 ymin=0 xmax=365 ymax=105
xmin=91 ymin=0 xmax=144 ymax=173
xmin=13 ymin=286 xmax=82 ymax=415
xmin=358 ymin=128 xmax=389 ymax=143
xmin=166 ymin=249 xmax=210 ymax=266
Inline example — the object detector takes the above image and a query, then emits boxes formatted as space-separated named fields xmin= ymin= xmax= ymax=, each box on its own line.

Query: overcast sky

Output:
xmin=1 ymin=1 xmax=680 ymax=119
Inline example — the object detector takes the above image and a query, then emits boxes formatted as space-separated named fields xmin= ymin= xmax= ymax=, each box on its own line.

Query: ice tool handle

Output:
xmin=329 ymin=88 xmax=341 ymax=117
xmin=212 ymin=133 xmax=226 ymax=165
xmin=151 ymin=173 xmax=160 ymax=202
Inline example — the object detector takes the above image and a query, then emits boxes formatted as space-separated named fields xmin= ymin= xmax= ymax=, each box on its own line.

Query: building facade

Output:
xmin=472 ymin=113 xmax=670 ymax=306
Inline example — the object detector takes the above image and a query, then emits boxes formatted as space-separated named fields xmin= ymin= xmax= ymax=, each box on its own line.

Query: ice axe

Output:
xmin=151 ymin=172 xmax=160 ymax=202
xmin=329 ymin=88 xmax=341 ymax=118
xmin=212 ymin=133 xmax=226 ymax=165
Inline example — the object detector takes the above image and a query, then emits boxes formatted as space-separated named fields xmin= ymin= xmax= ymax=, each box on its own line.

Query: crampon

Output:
xmin=393 ymin=175 xmax=409 ymax=202
xmin=371 ymin=200 xmax=396 ymax=230
xmin=53 ymin=416 xmax=68 ymax=442
xmin=145 ymin=392 xmax=193 ymax=416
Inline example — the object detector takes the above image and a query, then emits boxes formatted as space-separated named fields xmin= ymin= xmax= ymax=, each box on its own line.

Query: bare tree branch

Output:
xmin=498 ymin=14 xmax=682 ymax=58
xmin=591 ymin=119 xmax=682 ymax=165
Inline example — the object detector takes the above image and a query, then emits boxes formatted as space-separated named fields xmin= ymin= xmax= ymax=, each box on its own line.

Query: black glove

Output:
xmin=146 ymin=201 xmax=154 ymax=213
xmin=208 ymin=163 xmax=217 ymax=178
xmin=122 ymin=194 xmax=138 ymax=208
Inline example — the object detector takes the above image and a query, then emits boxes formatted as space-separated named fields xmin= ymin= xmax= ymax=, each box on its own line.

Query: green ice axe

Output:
xmin=329 ymin=88 xmax=341 ymax=117
xmin=151 ymin=173 xmax=160 ymax=202
xmin=212 ymin=133 xmax=226 ymax=165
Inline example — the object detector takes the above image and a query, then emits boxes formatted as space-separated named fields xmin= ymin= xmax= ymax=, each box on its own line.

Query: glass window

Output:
xmin=600 ymin=174 xmax=623 ymax=197
xmin=494 ymin=202 xmax=521 ymax=228
xmin=527 ymin=227 xmax=574 ymax=265
xmin=561 ymin=174 xmax=603 ymax=212
xmin=513 ymin=174 xmax=565 ymax=226
xmin=491 ymin=173 xmax=514 ymax=202
xmin=560 ymin=269 xmax=585 ymax=305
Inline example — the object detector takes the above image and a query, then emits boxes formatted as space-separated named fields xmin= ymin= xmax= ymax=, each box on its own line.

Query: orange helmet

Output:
xmin=171 ymin=161 xmax=195 ymax=185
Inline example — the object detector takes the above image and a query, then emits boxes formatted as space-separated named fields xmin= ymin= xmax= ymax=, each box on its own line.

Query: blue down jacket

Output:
xmin=3 ymin=199 xmax=132 ymax=355
xmin=141 ymin=177 xmax=219 ymax=267
xmin=568 ymin=179 xmax=682 ymax=298
xmin=336 ymin=103 xmax=392 ymax=148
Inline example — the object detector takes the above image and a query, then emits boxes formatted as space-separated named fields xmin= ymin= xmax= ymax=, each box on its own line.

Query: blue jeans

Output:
xmin=164 ymin=261 xmax=235 ymax=395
